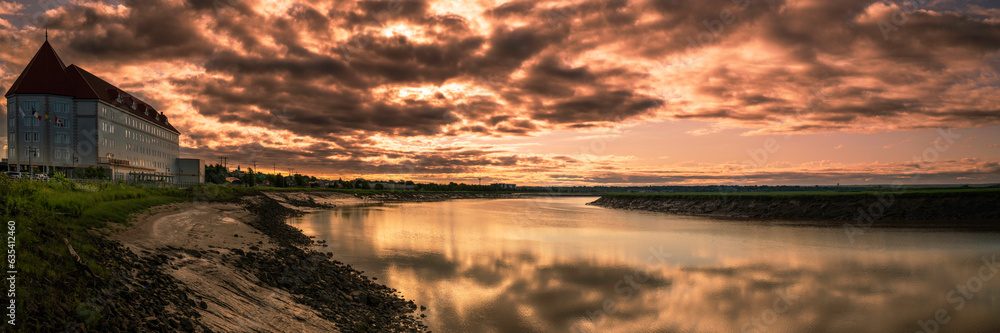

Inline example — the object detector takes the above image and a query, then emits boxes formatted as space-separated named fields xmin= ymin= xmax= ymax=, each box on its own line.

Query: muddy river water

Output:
xmin=287 ymin=197 xmax=1000 ymax=333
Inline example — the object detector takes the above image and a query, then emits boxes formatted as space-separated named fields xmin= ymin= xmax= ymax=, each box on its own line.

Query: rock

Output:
xmin=183 ymin=249 xmax=202 ymax=258
xmin=179 ymin=317 xmax=195 ymax=332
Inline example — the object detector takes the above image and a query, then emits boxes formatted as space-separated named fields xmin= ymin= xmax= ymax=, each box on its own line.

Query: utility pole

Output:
xmin=220 ymin=156 xmax=228 ymax=170
xmin=251 ymin=160 xmax=257 ymax=186
xmin=273 ymin=163 xmax=276 ymax=174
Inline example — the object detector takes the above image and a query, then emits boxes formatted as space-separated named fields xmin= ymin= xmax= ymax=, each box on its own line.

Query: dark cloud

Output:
xmin=0 ymin=0 xmax=998 ymax=182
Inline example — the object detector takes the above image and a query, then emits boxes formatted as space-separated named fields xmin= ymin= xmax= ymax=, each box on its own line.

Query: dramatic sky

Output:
xmin=0 ymin=0 xmax=998 ymax=185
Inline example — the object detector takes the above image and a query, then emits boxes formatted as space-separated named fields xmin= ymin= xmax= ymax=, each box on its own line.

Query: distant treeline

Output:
xmin=203 ymin=164 xmax=999 ymax=192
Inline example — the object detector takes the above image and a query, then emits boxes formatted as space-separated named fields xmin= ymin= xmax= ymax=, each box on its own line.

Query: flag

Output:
xmin=45 ymin=114 xmax=50 ymax=122
xmin=32 ymin=109 xmax=40 ymax=121
xmin=18 ymin=106 xmax=25 ymax=118
xmin=55 ymin=116 xmax=63 ymax=127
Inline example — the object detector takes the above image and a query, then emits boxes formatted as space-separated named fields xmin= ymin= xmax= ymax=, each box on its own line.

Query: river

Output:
xmin=286 ymin=197 xmax=1000 ymax=333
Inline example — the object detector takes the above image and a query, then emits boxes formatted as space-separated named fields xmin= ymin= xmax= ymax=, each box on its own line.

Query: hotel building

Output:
xmin=5 ymin=38 xmax=200 ymax=183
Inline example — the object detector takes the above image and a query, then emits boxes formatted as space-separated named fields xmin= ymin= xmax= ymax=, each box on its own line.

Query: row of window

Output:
xmin=126 ymin=143 xmax=173 ymax=160
xmin=102 ymin=105 xmax=177 ymax=143
xmin=17 ymin=132 xmax=72 ymax=144
xmin=5 ymin=100 xmax=69 ymax=121
xmin=129 ymin=159 xmax=169 ymax=170
xmin=14 ymin=148 xmax=73 ymax=161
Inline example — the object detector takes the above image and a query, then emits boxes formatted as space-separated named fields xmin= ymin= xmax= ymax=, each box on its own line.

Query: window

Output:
xmin=55 ymin=150 xmax=62 ymax=159
xmin=22 ymin=101 xmax=39 ymax=116
xmin=55 ymin=102 xmax=68 ymax=113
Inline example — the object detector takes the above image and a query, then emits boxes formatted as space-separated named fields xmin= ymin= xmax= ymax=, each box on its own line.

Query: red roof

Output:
xmin=5 ymin=41 xmax=75 ymax=97
xmin=5 ymin=40 xmax=180 ymax=134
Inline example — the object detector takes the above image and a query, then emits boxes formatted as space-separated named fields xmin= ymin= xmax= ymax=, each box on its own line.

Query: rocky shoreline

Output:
xmin=49 ymin=191 xmax=435 ymax=333
xmin=234 ymin=193 xmax=427 ymax=332
xmin=589 ymin=192 xmax=1000 ymax=228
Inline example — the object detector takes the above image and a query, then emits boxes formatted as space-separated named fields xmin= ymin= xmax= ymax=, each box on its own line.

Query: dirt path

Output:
xmin=112 ymin=202 xmax=339 ymax=332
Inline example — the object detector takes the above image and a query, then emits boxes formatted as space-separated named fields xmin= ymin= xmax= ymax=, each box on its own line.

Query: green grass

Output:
xmin=0 ymin=178 xmax=250 ymax=285
xmin=0 ymin=178 xmax=257 ymax=329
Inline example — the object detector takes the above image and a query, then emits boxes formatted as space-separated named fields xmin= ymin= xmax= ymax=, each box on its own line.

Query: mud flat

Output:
xmin=111 ymin=191 xmax=428 ymax=332
xmin=588 ymin=189 xmax=1000 ymax=229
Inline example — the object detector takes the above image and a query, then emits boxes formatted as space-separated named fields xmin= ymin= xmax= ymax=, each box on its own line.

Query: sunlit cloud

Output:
xmin=0 ymin=0 xmax=997 ymax=184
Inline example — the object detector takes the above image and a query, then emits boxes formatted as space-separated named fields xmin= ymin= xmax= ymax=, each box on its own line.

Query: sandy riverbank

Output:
xmin=110 ymin=191 xmax=428 ymax=332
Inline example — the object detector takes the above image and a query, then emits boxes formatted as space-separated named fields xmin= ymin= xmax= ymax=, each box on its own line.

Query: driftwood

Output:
xmin=64 ymin=238 xmax=99 ymax=278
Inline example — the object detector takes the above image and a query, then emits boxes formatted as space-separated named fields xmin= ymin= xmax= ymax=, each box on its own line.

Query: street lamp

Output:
xmin=107 ymin=153 xmax=116 ymax=181
xmin=27 ymin=147 xmax=37 ymax=179
xmin=72 ymin=152 xmax=79 ymax=179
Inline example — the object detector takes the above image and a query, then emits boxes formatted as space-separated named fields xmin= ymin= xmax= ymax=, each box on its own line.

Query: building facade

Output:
xmin=5 ymin=39 xmax=185 ymax=183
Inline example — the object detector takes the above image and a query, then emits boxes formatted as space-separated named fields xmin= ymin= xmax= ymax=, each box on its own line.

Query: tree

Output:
xmin=204 ymin=163 xmax=229 ymax=184
xmin=82 ymin=166 xmax=108 ymax=180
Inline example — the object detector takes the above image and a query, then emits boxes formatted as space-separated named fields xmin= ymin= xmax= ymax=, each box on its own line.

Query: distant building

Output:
xmin=5 ymin=38 xmax=200 ymax=184
xmin=373 ymin=182 xmax=415 ymax=190
xmin=491 ymin=183 xmax=516 ymax=190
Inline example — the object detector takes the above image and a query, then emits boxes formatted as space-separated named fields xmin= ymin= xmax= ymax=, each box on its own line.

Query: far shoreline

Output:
xmin=586 ymin=188 xmax=1000 ymax=230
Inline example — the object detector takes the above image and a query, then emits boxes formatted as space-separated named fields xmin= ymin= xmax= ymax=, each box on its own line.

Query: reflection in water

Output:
xmin=287 ymin=197 xmax=1000 ymax=333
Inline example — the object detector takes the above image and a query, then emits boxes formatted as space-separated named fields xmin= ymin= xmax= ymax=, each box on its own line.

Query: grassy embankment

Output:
xmin=0 ymin=176 xmax=249 ymax=329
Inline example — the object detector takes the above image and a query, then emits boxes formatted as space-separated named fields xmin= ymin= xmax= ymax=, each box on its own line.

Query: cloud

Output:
xmin=0 ymin=0 xmax=998 ymax=183
xmin=0 ymin=2 xmax=23 ymax=16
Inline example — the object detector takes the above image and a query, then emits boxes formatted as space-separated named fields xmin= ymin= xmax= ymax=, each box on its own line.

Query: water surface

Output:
xmin=287 ymin=197 xmax=1000 ymax=332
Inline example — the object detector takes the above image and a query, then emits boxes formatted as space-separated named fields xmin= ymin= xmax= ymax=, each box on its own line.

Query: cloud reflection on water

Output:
xmin=289 ymin=198 xmax=1000 ymax=333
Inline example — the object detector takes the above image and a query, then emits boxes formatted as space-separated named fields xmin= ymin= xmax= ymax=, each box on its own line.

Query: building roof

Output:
xmin=4 ymin=40 xmax=76 ymax=97
xmin=5 ymin=40 xmax=180 ymax=134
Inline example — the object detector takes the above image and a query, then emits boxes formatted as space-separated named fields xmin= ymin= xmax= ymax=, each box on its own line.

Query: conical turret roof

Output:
xmin=4 ymin=40 xmax=76 ymax=97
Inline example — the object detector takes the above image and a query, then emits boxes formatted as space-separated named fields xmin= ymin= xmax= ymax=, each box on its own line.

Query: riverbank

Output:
xmin=588 ymin=188 xmax=1000 ymax=228
xmin=0 ymin=179 xmax=438 ymax=332
xmin=112 ymin=192 xmax=427 ymax=332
